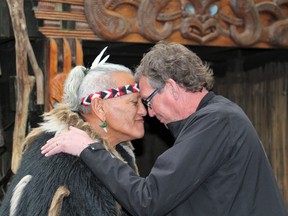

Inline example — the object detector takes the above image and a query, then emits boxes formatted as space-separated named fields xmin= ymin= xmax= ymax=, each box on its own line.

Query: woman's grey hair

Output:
xmin=62 ymin=63 xmax=132 ymax=114
xmin=134 ymin=41 xmax=214 ymax=92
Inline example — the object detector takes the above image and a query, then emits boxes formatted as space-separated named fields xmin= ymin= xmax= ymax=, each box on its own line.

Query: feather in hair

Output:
xmin=90 ymin=46 xmax=110 ymax=69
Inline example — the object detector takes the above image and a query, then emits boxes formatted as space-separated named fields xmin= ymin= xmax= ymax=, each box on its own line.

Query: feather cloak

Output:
xmin=0 ymin=105 xmax=137 ymax=216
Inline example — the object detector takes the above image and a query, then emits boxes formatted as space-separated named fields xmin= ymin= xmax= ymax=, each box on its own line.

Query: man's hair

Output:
xmin=63 ymin=63 xmax=132 ymax=114
xmin=135 ymin=41 xmax=214 ymax=92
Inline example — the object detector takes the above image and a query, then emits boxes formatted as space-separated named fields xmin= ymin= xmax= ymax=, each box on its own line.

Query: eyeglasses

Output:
xmin=142 ymin=87 xmax=161 ymax=109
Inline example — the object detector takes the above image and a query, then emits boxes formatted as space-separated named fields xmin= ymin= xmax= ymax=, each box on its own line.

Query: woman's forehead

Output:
xmin=112 ymin=72 xmax=135 ymax=86
xmin=104 ymin=92 xmax=140 ymax=108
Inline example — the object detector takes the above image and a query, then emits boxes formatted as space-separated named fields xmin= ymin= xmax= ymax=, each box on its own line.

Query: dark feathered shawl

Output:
xmin=0 ymin=105 xmax=138 ymax=216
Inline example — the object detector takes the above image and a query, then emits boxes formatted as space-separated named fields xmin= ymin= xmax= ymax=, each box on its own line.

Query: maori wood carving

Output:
xmin=34 ymin=0 xmax=288 ymax=48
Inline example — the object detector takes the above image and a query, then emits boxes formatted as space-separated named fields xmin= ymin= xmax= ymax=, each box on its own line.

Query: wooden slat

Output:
xmin=38 ymin=27 xmax=102 ymax=40
xmin=40 ymin=20 xmax=89 ymax=29
xmin=75 ymin=39 xmax=83 ymax=65
xmin=34 ymin=10 xmax=86 ymax=22
xmin=48 ymin=39 xmax=58 ymax=81
xmin=38 ymin=0 xmax=84 ymax=5
xmin=36 ymin=2 xmax=84 ymax=12
xmin=63 ymin=38 xmax=72 ymax=73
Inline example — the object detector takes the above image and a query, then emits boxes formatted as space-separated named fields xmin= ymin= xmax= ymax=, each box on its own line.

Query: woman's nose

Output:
xmin=138 ymin=100 xmax=147 ymax=116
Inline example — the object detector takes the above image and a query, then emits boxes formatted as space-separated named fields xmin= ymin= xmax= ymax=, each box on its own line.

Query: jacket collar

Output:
xmin=167 ymin=91 xmax=215 ymax=139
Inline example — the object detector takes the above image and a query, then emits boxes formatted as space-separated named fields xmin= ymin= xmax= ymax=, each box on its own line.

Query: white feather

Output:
xmin=98 ymin=55 xmax=110 ymax=66
xmin=90 ymin=46 xmax=109 ymax=69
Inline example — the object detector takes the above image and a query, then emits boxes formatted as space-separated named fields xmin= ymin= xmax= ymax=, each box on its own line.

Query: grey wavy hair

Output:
xmin=134 ymin=41 xmax=214 ymax=92
xmin=62 ymin=63 xmax=132 ymax=114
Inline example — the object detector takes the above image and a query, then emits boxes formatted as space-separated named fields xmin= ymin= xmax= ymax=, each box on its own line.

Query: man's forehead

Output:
xmin=138 ymin=76 xmax=150 ymax=89
xmin=138 ymin=79 xmax=153 ymax=97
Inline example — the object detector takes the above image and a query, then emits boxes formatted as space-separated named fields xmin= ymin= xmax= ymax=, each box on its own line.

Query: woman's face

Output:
xmin=103 ymin=72 xmax=147 ymax=144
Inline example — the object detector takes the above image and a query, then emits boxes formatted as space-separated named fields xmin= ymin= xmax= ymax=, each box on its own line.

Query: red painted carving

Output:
xmin=228 ymin=0 xmax=262 ymax=46
xmin=219 ymin=0 xmax=288 ymax=46
xmin=34 ymin=0 xmax=288 ymax=47
xmin=179 ymin=0 xmax=221 ymax=43
xmin=137 ymin=0 xmax=175 ymax=41
xmin=84 ymin=0 xmax=140 ymax=40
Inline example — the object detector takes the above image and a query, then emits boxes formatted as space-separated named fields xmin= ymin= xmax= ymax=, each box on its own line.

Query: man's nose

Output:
xmin=148 ymin=107 xmax=155 ymax=117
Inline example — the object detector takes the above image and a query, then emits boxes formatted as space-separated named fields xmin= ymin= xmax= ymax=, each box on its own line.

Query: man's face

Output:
xmin=139 ymin=76 xmax=177 ymax=125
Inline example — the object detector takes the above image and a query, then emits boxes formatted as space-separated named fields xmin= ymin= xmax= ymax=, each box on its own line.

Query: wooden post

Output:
xmin=6 ymin=0 xmax=44 ymax=173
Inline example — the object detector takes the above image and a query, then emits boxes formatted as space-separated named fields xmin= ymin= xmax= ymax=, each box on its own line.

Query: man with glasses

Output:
xmin=142 ymin=87 xmax=161 ymax=109
xmin=42 ymin=41 xmax=287 ymax=216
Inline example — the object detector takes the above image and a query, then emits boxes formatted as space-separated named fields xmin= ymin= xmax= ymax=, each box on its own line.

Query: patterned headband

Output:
xmin=81 ymin=83 xmax=140 ymax=106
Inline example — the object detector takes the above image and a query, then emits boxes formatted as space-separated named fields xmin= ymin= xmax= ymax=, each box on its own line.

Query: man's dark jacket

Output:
xmin=80 ymin=92 xmax=288 ymax=216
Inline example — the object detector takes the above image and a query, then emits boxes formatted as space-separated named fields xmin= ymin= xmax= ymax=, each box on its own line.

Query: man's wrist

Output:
xmin=80 ymin=142 xmax=103 ymax=157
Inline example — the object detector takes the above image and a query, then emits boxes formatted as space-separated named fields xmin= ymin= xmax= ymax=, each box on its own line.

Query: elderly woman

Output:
xmin=0 ymin=48 xmax=146 ymax=216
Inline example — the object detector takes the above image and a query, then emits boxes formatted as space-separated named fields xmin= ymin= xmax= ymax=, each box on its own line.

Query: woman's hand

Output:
xmin=41 ymin=126 xmax=93 ymax=157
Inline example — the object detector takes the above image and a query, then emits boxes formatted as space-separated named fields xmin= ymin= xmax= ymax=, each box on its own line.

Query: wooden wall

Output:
xmin=213 ymin=61 xmax=288 ymax=206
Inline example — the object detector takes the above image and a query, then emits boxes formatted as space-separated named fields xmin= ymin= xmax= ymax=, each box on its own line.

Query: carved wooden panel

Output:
xmin=34 ymin=0 xmax=288 ymax=48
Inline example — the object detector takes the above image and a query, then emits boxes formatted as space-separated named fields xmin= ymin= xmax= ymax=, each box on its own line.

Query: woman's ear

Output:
xmin=91 ymin=98 xmax=106 ymax=121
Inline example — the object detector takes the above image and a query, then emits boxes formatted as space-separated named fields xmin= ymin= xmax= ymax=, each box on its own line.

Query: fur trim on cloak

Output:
xmin=0 ymin=105 xmax=137 ymax=216
xmin=22 ymin=104 xmax=135 ymax=163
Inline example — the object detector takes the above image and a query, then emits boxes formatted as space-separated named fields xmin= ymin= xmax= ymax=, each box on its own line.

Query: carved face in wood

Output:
xmin=180 ymin=0 xmax=221 ymax=43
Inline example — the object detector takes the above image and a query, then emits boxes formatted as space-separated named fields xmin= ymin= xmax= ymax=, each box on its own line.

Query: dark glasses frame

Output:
xmin=142 ymin=87 xmax=161 ymax=109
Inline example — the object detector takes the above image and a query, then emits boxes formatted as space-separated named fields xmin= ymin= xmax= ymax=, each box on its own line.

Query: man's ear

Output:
xmin=166 ymin=78 xmax=179 ymax=100
xmin=91 ymin=98 xmax=106 ymax=120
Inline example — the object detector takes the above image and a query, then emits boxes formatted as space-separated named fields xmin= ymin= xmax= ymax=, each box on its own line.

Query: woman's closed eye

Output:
xmin=131 ymin=100 xmax=139 ymax=106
